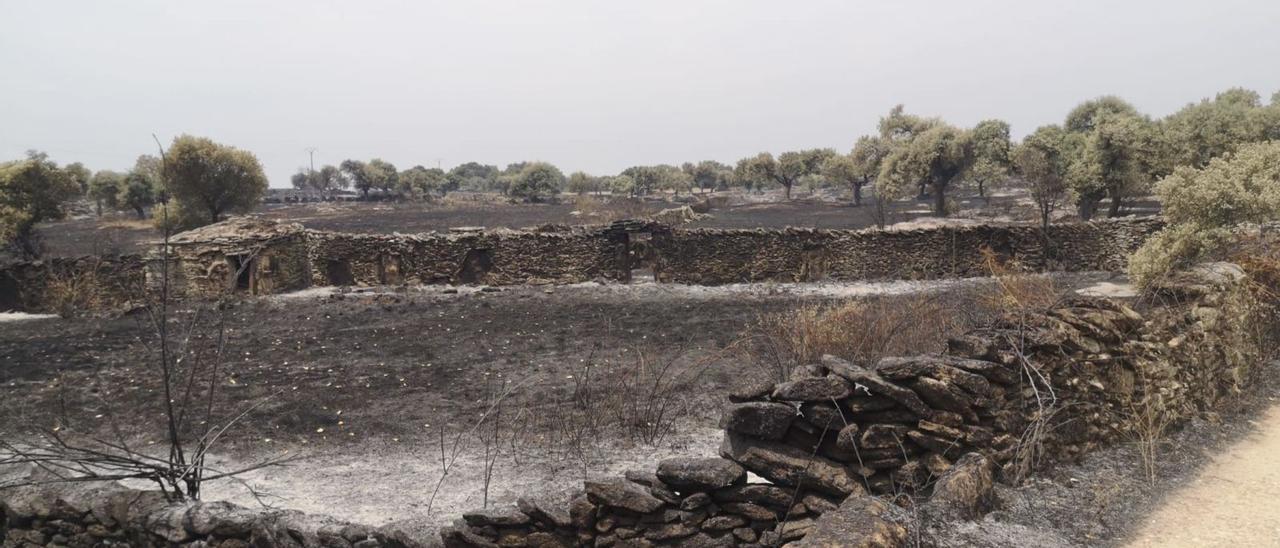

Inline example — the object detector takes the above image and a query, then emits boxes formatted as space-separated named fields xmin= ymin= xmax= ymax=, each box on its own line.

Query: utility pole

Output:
xmin=305 ymin=147 xmax=319 ymax=174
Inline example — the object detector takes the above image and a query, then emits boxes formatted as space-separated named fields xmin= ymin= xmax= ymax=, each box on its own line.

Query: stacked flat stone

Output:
xmin=0 ymin=481 xmax=419 ymax=548
xmin=721 ymin=297 xmax=1162 ymax=492
xmin=440 ymin=455 xmax=856 ymax=547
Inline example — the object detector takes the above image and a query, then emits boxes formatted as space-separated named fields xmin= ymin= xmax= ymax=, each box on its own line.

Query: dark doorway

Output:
xmin=325 ymin=259 xmax=354 ymax=286
xmin=627 ymin=232 xmax=658 ymax=283
xmin=0 ymin=272 xmax=19 ymax=311
xmin=455 ymin=248 xmax=494 ymax=284
xmin=379 ymin=254 xmax=402 ymax=285
xmin=227 ymin=255 xmax=253 ymax=291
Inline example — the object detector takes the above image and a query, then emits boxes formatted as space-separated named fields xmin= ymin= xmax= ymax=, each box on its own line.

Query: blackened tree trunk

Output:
xmin=1077 ymin=192 xmax=1103 ymax=221
xmin=932 ymin=183 xmax=947 ymax=217
xmin=1107 ymin=195 xmax=1124 ymax=218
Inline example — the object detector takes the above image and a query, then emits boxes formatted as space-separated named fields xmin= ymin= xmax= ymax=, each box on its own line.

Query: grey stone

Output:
xmin=859 ymin=424 xmax=910 ymax=449
xmin=584 ymin=480 xmax=665 ymax=514
xmin=874 ymin=356 xmax=993 ymax=396
xmin=440 ymin=526 xmax=498 ymax=548
xmin=679 ymin=492 xmax=711 ymax=511
xmin=517 ymin=498 xmax=571 ymax=530
xmin=641 ymin=522 xmax=697 ymax=541
xmin=792 ymin=495 xmax=908 ymax=547
xmin=718 ymin=402 xmax=797 ymax=440
xmin=656 ymin=458 xmax=745 ymax=492
xmin=926 ymin=452 xmax=996 ymax=520
xmin=822 ymin=356 xmax=932 ymax=417
xmin=700 ymin=515 xmax=746 ymax=531
xmin=462 ymin=508 xmax=531 ymax=527
xmin=720 ymin=433 xmax=863 ymax=497
xmin=788 ymin=364 xmax=828 ymax=381
xmin=799 ymin=402 xmax=847 ymax=431
xmin=771 ymin=377 xmax=851 ymax=402
xmin=720 ymin=502 xmax=777 ymax=522
xmin=569 ymin=495 xmax=596 ymax=530
xmin=909 ymin=377 xmax=977 ymax=422
xmin=711 ymin=484 xmax=793 ymax=508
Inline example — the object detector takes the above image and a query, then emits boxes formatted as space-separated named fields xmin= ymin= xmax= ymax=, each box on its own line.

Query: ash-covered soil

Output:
xmin=0 ymin=274 xmax=1113 ymax=541
xmin=24 ymin=189 xmax=1161 ymax=258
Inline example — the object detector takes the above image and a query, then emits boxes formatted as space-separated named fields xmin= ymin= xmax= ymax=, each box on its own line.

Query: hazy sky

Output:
xmin=4 ymin=0 xmax=1280 ymax=187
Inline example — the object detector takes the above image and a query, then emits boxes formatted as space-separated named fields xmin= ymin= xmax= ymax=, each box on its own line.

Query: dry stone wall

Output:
xmin=652 ymin=218 xmax=1160 ymax=284
xmin=305 ymin=228 xmax=625 ymax=287
xmin=0 ymin=255 xmax=145 ymax=313
xmin=437 ymin=264 xmax=1269 ymax=547
xmin=2 ymin=218 xmax=1160 ymax=312
xmin=0 ymin=480 xmax=421 ymax=548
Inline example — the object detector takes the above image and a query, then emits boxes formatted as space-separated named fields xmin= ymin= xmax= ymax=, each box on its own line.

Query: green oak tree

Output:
xmin=121 ymin=170 xmax=156 ymax=218
xmin=878 ymin=123 xmax=972 ymax=217
xmin=163 ymin=135 xmax=268 ymax=225
xmin=1130 ymin=141 xmax=1280 ymax=287
xmin=398 ymin=165 xmax=448 ymax=198
xmin=0 ymin=151 xmax=80 ymax=257
xmin=64 ymin=162 xmax=92 ymax=195
xmin=1013 ymin=125 xmax=1073 ymax=230
xmin=88 ymin=170 xmax=125 ymax=216
xmin=340 ymin=159 xmax=372 ymax=198
xmin=966 ymin=119 xmax=1012 ymax=198
xmin=510 ymin=162 xmax=565 ymax=202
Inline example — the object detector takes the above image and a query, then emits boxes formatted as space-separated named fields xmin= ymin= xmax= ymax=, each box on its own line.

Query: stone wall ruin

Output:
xmin=3 ymin=237 xmax=1276 ymax=547
xmin=1 ymin=217 xmax=1161 ymax=313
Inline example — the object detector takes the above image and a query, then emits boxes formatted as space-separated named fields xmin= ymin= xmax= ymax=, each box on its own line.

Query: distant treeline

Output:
xmin=3 ymin=88 xmax=1279 ymax=258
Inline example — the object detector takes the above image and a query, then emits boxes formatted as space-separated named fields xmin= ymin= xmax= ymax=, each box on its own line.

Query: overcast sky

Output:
xmin=4 ymin=0 xmax=1280 ymax=187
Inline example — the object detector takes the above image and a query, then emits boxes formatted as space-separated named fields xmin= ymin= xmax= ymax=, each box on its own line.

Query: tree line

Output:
xmin=3 ymin=87 xmax=1278 ymax=257
xmin=1 ymin=135 xmax=267 ymax=257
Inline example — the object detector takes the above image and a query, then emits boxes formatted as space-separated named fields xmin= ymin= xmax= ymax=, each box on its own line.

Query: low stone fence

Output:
xmin=0 ymin=480 xmax=421 ymax=548
xmin=652 ymin=218 xmax=1160 ymax=284
xmin=0 ymin=255 xmax=144 ymax=313
xmin=2 ymin=218 xmax=1162 ymax=312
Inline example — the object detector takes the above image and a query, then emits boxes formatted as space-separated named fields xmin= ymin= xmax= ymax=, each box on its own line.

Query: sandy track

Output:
xmin=1126 ymin=402 xmax=1280 ymax=547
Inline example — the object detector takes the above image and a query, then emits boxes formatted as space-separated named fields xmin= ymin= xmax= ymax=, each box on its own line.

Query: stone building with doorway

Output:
xmin=152 ymin=217 xmax=312 ymax=298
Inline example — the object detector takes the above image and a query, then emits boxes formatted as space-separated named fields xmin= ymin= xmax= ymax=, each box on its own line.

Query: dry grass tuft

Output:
xmin=975 ymin=247 xmax=1062 ymax=314
xmin=1128 ymin=396 xmax=1174 ymax=485
xmin=44 ymin=264 xmax=105 ymax=318
xmin=737 ymin=294 xmax=970 ymax=382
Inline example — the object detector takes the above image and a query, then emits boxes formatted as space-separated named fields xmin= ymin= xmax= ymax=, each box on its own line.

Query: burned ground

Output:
xmin=0 ymin=273 xmax=1128 ymax=537
xmin=23 ymin=190 xmax=1162 ymax=259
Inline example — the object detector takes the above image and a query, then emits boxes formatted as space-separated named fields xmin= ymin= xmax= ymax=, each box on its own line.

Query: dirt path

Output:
xmin=1126 ymin=402 xmax=1280 ymax=547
